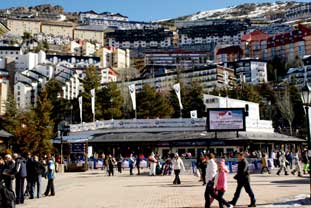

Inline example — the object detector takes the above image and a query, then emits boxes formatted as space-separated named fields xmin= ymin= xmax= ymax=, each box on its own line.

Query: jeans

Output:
xmin=217 ymin=190 xmax=231 ymax=208
xmin=30 ymin=175 xmax=42 ymax=198
xmin=45 ymin=179 xmax=55 ymax=196
xmin=108 ymin=165 xmax=114 ymax=176
xmin=15 ymin=176 xmax=26 ymax=203
xmin=204 ymin=181 xmax=217 ymax=208
xmin=201 ymin=167 xmax=206 ymax=184
xmin=173 ymin=169 xmax=181 ymax=184
xmin=231 ymin=180 xmax=256 ymax=205
xmin=129 ymin=165 xmax=133 ymax=175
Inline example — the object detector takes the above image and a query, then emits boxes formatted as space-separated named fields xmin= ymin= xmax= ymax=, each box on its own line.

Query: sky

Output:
xmin=1 ymin=0 xmax=310 ymax=21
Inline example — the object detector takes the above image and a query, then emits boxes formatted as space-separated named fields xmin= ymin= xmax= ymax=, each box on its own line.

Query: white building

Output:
xmin=96 ymin=47 xmax=130 ymax=70
xmin=79 ymin=11 xmax=128 ymax=23
xmin=0 ymin=69 xmax=9 ymax=115
xmin=0 ymin=46 xmax=23 ymax=59
xmin=224 ymin=59 xmax=268 ymax=85
xmin=203 ymin=94 xmax=273 ymax=133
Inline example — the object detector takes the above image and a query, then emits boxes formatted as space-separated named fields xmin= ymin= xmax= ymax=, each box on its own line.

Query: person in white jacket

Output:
xmin=149 ymin=152 xmax=157 ymax=176
xmin=204 ymin=153 xmax=218 ymax=208
xmin=172 ymin=153 xmax=185 ymax=184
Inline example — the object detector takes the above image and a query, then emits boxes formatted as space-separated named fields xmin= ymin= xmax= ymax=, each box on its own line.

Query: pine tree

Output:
xmin=97 ymin=82 xmax=123 ymax=120
xmin=81 ymin=66 xmax=101 ymax=122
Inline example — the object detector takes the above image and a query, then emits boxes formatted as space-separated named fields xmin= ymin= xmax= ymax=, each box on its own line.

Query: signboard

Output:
xmin=71 ymin=143 xmax=86 ymax=153
xmin=206 ymin=108 xmax=246 ymax=131
xmin=190 ymin=110 xmax=197 ymax=119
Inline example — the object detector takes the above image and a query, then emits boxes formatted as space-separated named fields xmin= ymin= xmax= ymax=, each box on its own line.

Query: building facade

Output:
xmin=105 ymin=28 xmax=173 ymax=49
xmin=122 ymin=64 xmax=236 ymax=93
xmin=74 ymin=27 xmax=106 ymax=45
xmin=7 ymin=18 xmax=41 ymax=36
xmin=241 ymin=24 xmax=311 ymax=61
xmin=41 ymin=22 xmax=74 ymax=39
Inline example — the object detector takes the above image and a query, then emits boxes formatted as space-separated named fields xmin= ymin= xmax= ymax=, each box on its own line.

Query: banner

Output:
xmin=128 ymin=84 xmax=136 ymax=111
xmin=190 ymin=110 xmax=197 ymax=119
xmin=90 ymin=89 xmax=95 ymax=115
xmin=79 ymin=96 xmax=83 ymax=123
xmin=207 ymin=108 xmax=246 ymax=131
xmin=173 ymin=83 xmax=183 ymax=110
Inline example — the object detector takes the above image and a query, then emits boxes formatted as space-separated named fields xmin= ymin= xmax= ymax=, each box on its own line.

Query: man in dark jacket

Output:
xmin=13 ymin=153 xmax=27 ymax=204
xmin=25 ymin=152 xmax=33 ymax=197
xmin=30 ymin=156 xmax=45 ymax=199
xmin=229 ymin=152 xmax=256 ymax=207
xmin=3 ymin=154 xmax=15 ymax=191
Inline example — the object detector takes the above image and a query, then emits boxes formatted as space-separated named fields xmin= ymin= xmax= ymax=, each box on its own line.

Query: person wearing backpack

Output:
xmin=44 ymin=154 xmax=55 ymax=196
xmin=13 ymin=153 xmax=27 ymax=204
xmin=2 ymin=154 xmax=15 ymax=191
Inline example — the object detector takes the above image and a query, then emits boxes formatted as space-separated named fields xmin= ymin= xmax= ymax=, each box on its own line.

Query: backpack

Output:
xmin=0 ymin=182 xmax=15 ymax=208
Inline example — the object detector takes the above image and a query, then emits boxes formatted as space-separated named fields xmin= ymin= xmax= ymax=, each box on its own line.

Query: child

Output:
xmin=214 ymin=159 xmax=233 ymax=208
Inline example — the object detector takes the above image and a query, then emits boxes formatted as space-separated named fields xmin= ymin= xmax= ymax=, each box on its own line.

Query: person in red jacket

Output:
xmin=214 ymin=159 xmax=232 ymax=208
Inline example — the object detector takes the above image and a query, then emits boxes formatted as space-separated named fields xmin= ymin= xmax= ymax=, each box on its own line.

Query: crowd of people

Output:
xmin=0 ymin=152 xmax=56 ymax=205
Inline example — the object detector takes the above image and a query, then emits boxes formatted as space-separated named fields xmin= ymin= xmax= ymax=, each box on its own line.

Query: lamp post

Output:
xmin=300 ymin=81 xmax=311 ymax=200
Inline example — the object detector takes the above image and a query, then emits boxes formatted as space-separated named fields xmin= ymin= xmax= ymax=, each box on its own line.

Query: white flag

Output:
xmin=173 ymin=83 xmax=183 ymax=110
xmin=128 ymin=84 xmax=136 ymax=111
xmin=190 ymin=110 xmax=197 ymax=119
xmin=79 ymin=96 xmax=83 ymax=123
xmin=90 ymin=89 xmax=95 ymax=115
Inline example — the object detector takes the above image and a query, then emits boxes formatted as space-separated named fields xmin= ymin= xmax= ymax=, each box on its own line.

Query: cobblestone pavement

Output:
xmin=17 ymin=169 xmax=310 ymax=208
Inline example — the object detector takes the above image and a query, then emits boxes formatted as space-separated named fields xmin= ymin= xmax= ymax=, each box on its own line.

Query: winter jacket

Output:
xmin=235 ymin=158 xmax=250 ymax=182
xmin=215 ymin=169 xmax=228 ymax=192
xmin=261 ymin=156 xmax=268 ymax=168
xmin=47 ymin=159 xmax=55 ymax=180
xmin=206 ymin=159 xmax=217 ymax=182
xmin=172 ymin=158 xmax=185 ymax=171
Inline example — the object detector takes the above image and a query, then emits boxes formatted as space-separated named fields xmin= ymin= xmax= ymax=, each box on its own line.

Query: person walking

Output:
xmin=14 ymin=153 xmax=27 ymax=204
xmin=148 ymin=152 xmax=157 ymax=176
xmin=128 ymin=154 xmax=135 ymax=176
xmin=117 ymin=154 xmax=123 ymax=174
xmin=44 ymin=154 xmax=55 ymax=197
xmin=261 ymin=153 xmax=271 ymax=174
xmin=302 ymin=149 xmax=309 ymax=174
xmin=214 ymin=159 xmax=233 ymax=208
xmin=172 ymin=153 xmax=185 ymax=184
xmin=204 ymin=153 xmax=217 ymax=208
xmin=136 ymin=153 xmax=142 ymax=175
xmin=107 ymin=154 xmax=116 ymax=176
xmin=276 ymin=151 xmax=289 ymax=176
xmin=229 ymin=152 xmax=256 ymax=207
xmin=291 ymin=152 xmax=302 ymax=177
xmin=271 ymin=150 xmax=277 ymax=168
xmin=201 ymin=152 xmax=208 ymax=185
xmin=285 ymin=151 xmax=293 ymax=170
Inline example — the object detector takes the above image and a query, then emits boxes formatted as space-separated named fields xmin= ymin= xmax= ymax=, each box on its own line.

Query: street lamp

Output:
xmin=300 ymin=81 xmax=311 ymax=200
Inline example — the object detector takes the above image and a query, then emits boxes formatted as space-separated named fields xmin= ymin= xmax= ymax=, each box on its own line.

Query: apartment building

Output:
xmin=7 ymin=18 xmax=41 ymax=36
xmin=41 ymin=22 xmax=74 ymax=39
xmin=79 ymin=11 xmax=128 ymax=23
xmin=74 ymin=26 xmax=106 ymax=45
xmin=0 ymin=46 xmax=23 ymax=59
xmin=177 ymin=21 xmax=248 ymax=47
xmin=214 ymin=45 xmax=243 ymax=63
xmin=241 ymin=24 xmax=311 ymax=61
xmin=105 ymin=28 xmax=173 ymax=49
xmin=143 ymin=50 xmax=211 ymax=76
xmin=287 ymin=55 xmax=311 ymax=87
xmin=0 ymin=68 xmax=9 ymax=115
xmin=223 ymin=59 xmax=268 ymax=85
xmin=285 ymin=2 xmax=311 ymax=20
xmin=96 ymin=47 xmax=130 ymax=69
xmin=123 ymin=64 xmax=236 ymax=93
xmin=46 ymin=54 xmax=100 ymax=68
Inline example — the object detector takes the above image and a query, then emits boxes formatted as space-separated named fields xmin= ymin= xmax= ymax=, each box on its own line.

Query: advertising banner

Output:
xmin=206 ymin=108 xmax=246 ymax=131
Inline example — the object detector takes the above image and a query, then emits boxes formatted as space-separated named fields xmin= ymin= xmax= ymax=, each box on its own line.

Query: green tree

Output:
xmin=81 ymin=66 xmax=101 ymax=122
xmin=137 ymin=85 xmax=173 ymax=118
xmin=97 ymin=82 xmax=124 ymax=120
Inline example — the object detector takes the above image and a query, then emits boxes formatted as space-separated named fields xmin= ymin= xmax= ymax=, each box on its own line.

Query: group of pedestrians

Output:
xmin=204 ymin=152 xmax=256 ymax=208
xmin=0 ymin=152 xmax=56 ymax=205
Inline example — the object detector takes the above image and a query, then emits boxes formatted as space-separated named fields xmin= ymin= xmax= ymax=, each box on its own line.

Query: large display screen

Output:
xmin=206 ymin=108 xmax=246 ymax=131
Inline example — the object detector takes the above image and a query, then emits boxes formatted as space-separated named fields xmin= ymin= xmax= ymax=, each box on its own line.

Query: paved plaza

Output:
xmin=16 ymin=168 xmax=311 ymax=208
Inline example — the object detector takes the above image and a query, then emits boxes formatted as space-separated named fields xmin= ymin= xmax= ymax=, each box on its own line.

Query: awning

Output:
xmin=0 ymin=130 xmax=13 ymax=138
xmin=52 ymin=132 xmax=94 ymax=144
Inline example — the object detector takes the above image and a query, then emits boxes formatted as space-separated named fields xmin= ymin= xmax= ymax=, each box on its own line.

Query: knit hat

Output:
xmin=218 ymin=159 xmax=225 ymax=169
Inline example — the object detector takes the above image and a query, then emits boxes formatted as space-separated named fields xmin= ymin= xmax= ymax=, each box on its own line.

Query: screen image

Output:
xmin=207 ymin=108 xmax=245 ymax=131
